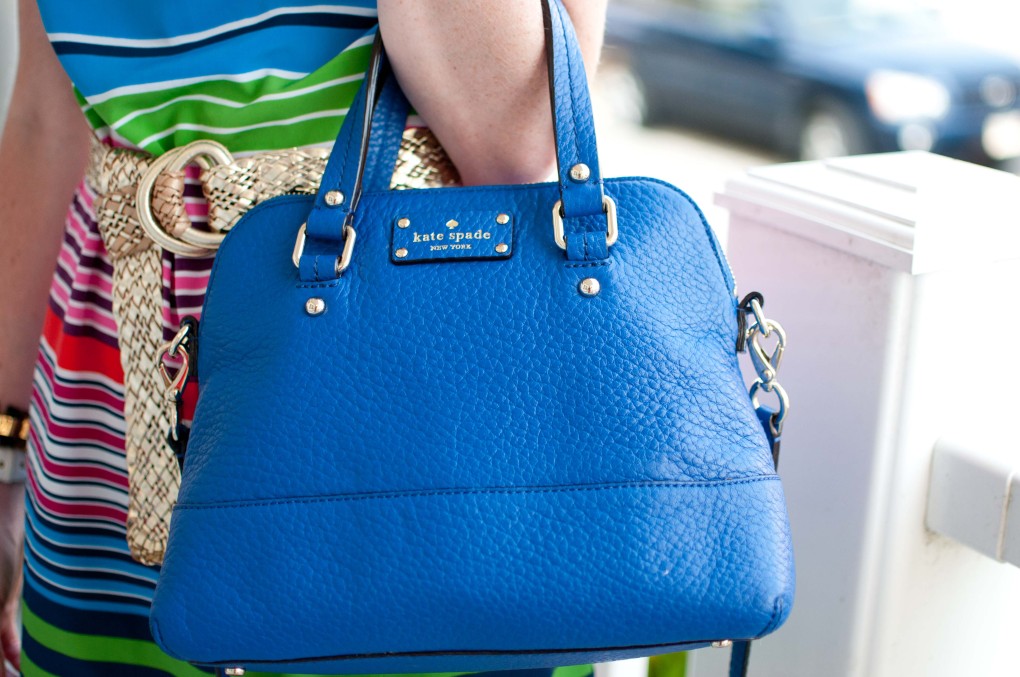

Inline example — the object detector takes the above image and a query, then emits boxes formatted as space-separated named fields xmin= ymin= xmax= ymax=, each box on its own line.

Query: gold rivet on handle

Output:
xmin=569 ymin=163 xmax=590 ymax=182
xmin=395 ymin=248 xmax=409 ymax=259
xmin=496 ymin=213 xmax=510 ymax=225
xmin=397 ymin=217 xmax=410 ymax=228
xmin=324 ymin=190 xmax=344 ymax=207
xmin=495 ymin=243 xmax=509 ymax=254
xmin=578 ymin=278 xmax=601 ymax=297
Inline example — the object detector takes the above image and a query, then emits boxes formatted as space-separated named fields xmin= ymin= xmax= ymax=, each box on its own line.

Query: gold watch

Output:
xmin=0 ymin=405 xmax=29 ymax=483
xmin=0 ymin=405 xmax=30 ymax=449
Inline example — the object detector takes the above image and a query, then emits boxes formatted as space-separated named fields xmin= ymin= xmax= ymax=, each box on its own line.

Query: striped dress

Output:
xmin=21 ymin=3 xmax=596 ymax=677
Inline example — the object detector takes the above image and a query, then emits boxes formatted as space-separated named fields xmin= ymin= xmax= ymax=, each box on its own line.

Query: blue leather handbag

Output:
xmin=149 ymin=0 xmax=795 ymax=673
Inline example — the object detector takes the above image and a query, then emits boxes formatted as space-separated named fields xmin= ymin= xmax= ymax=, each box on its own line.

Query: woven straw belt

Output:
xmin=87 ymin=131 xmax=459 ymax=565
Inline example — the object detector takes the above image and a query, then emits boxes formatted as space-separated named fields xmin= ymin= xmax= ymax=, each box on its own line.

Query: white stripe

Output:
xmin=38 ymin=299 xmax=120 ymax=345
xmin=110 ymin=73 xmax=365 ymax=130
xmin=25 ymin=535 xmax=156 ymax=585
xmin=63 ymin=199 xmax=93 ymax=243
xmin=38 ymin=340 xmax=125 ymax=394
xmin=33 ymin=383 xmax=126 ymax=439
xmin=28 ymin=460 xmax=127 ymax=508
xmin=50 ymin=265 xmax=116 ymax=307
xmin=42 ymin=286 xmax=120 ymax=329
xmin=28 ymin=455 xmax=128 ymax=509
xmin=92 ymin=127 xmax=136 ymax=150
xmin=52 ymin=316 xmax=119 ymax=344
xmin=49 ymin=5 xmax=377 ymax=48
xmin=29 ymin=416 xmax=125 ymax=465
xmin=27 ymin=494 xmax=123 ymax=534
xmin=299 ymin=139 xmax=338 ymax=152
xmin=167 ymin=269 xmax=215 ymax=281
xmin=63 ymin=203 xmax=105 ymax=255
xmin=88 ymin=69 xmax=309 ymax=105
xmin=29 ymin=434 xmax=122 ymax=470
xmin=30 ymin=524 xmax=134 ymax=557
xmin=57 ymin=220 xmax=95 ymax=266
xmin=85 ymin=34 xmax=373 ymax=106
xmin=46 ymin=274 xmax=79 ymax=310
xmin=137 ymin=108 xmax=348 ymax=149
xmin=24 ymin=555 xmax=153 ymax=603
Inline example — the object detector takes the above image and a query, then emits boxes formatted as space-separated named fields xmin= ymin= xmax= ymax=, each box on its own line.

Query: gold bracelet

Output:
xmin=0 ymin=406 xmax=30 ymax=449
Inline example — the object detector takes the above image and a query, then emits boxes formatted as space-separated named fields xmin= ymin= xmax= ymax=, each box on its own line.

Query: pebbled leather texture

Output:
xmin=150 ymin=174 xmax=796 ymax=672
xmin=149 ymin=0 xmax=794 ymax=671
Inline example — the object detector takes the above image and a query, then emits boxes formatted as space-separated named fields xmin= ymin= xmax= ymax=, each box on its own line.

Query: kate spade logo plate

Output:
xmin=391 ymin=211 xmax=513 ymax=263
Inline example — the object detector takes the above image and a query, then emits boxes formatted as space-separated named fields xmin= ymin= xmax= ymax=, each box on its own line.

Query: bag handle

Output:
xmin=361 ymin=74 xmax=411 ymax=192
xmin=298 ymin=0 xmax=608 ymax=280
xmin=312 ymin=32 xmax=388 ymax=233
xmin=540 ymin=0 xmax=606 ymax=219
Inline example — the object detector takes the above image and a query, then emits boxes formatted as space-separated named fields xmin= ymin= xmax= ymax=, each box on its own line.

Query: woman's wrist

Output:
xmin=0 ymin=483 xmax=24 ymax=550
xmin=0 ymin=482 xmax=25 ymax=623
xmin=377 ymin=0 xmax=607 ymax=186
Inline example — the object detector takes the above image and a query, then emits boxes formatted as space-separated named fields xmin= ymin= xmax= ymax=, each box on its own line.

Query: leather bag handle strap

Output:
xmin=304 ymin=32 xmax=388 ymax=241
xmin=541 ymin=0 xmax=605 ymax=220
xmin=362 ymin=75 xmax=411 ymax=192
xmin=299 ymin=34 xmax=410 ymax=280
xmin=301 ymin=32 xmax=417 ymax=235
xmin=299 ymin=0 xmax=605 ymax=277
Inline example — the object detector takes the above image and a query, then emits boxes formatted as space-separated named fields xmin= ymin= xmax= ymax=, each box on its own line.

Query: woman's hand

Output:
xmin=378 ymin=0 xmax=608 ymax=186
xmin=1 ymin=484 xmax=24 ymax=671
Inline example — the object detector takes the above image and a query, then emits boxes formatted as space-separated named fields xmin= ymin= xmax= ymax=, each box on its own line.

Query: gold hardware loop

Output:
xmin=292 ymin=223 xmax=357 ymax=277
xmin=551 ymin=195 xmax=618 ymax=250
xmin=136 ymin=140 xmax=234 ymax=257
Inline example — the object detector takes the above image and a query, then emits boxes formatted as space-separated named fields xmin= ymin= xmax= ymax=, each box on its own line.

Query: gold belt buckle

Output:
xmin=135 ymin=140 xmax=234 ymax=257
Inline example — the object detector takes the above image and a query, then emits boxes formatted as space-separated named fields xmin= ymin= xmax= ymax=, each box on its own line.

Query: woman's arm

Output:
xmin=0 ymin=0 xmax=89 ymax=668
xmin=377 ymin=0 xmax=608 ymax=186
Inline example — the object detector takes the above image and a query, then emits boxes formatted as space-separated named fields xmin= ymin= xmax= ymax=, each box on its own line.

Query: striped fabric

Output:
xmin=38 ymin=1 xmax=379 ymax=154
xmin=22 ymin=179 xmax=218 ymax=676
xmin=22 ymin=2 xmax=597 ymax=676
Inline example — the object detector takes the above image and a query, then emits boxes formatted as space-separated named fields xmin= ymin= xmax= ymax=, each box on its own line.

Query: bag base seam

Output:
xmin=174 ymin=475 xmax=780 ymax=511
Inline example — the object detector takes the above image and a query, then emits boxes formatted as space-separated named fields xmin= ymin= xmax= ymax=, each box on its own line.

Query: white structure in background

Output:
xmin=595 ymin=657 xmax=649 ymax=677
xmin=688 ymin=151 xmax=1020 ymax=677
xmin=937 ymin=0 xmax=1020 ymax=61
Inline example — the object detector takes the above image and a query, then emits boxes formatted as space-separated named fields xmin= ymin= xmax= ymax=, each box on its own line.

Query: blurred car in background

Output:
xmin=603 ymin=0 xmax=1020 ymax=164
